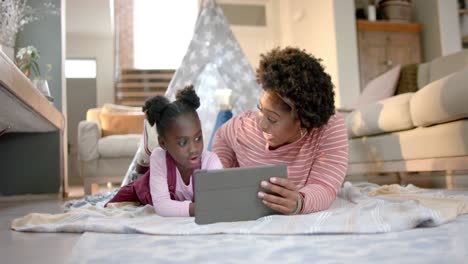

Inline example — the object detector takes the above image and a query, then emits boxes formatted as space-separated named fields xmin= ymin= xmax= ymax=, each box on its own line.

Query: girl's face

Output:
xmin=257 ymin=91 xmax=302 ymax=150
xmin=158 ymin=112 xmax=203 ymax=171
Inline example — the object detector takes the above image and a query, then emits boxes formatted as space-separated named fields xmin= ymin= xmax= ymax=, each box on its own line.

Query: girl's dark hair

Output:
xmin=143 ymin=85 xmax=201 ymax=137
xmin=256 ymin=47 xmax=335 ymax=130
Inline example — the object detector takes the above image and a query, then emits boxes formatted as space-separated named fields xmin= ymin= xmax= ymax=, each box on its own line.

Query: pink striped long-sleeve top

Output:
xmin=150 ymin=147 xmax=223 ymax=217
xmin=212 ymin=111 xmax=348 ymax=214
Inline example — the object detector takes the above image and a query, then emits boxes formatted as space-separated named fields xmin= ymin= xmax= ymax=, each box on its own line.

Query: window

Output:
xmin=133 ymin=0 xmax=199 ymax=69
xmin=65 ymin=59 xmax=97 ymax=78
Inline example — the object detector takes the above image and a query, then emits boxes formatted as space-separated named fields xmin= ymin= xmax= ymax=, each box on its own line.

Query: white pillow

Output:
xmin=349 ymin=65 xmax=401 ymax=110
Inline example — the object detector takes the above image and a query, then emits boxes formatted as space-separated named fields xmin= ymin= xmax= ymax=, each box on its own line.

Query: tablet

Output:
xmin=194 ymin=164 xmax=287 ymax=225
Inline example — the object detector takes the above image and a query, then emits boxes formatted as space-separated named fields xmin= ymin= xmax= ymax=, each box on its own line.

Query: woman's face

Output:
xmin=158 ymin=112 xmax=203 ymax=171
xmin=257 ymin=91 xmax=302 ymax=149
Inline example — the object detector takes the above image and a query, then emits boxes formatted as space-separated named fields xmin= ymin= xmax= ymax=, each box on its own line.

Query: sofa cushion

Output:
xmin=411 ymin=67 xmax=468 ymax=127
xmin=78 ymin=121 xmax=100 ymax=161
xmin=348 ymin=119 xmax=468 ymax=163
xmin=100 ymin=112 xmax=145 ymax=137
xmin=86 ymin=108 xmax=102 ymax=124
xmin=418 ymin=49 xmax=468 ymax=89
xmin=349 ymin=64 xmax=401 ymax=109
xmin=346 ymin=93 xmax=414 ymax=138
xmin=102 ymin=103 xmax=142 ymax=113
xmin=98 ymin=134 xmax=141 ymax=158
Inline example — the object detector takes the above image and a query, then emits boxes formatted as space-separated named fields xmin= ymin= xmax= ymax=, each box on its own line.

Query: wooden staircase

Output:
xmin=116 ymin=69 xmax=175 ymax=106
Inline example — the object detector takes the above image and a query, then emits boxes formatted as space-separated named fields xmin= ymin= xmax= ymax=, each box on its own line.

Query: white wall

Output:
xmin=226 ymin=0 xmax=281 ymax=68
xmin=438 ymin=0 xmax=463 ymax=55
xmin=278 ymin=0 xmax=360 ymax=108
xmin=66 ymin=33 xmax=114 ymax=106
xmin=333 ymin=0 xmax=360 ymax=108
xmin=413 ymin=0 xmax=462 ymax=61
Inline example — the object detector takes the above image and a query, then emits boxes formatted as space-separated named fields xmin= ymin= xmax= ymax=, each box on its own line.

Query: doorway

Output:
xmin=66 ymin=59 xmax=97 ymax=194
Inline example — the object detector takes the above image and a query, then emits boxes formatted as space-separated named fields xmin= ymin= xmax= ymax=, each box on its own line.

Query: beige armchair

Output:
xmin=77 ymin=104 xmax=144 ymax=194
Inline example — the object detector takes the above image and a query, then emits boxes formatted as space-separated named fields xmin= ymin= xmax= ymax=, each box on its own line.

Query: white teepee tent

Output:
xmin=165 ymin=0 xmax=261 ymax=147
xmin=121 ymin=0 xmax=260 ymax=185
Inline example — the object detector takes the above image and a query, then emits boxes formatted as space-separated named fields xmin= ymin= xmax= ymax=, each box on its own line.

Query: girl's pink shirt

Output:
xmin=150 ymin=147 xmax=223 ymax=217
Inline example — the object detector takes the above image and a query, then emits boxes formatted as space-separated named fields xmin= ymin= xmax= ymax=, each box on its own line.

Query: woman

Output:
xmin=212 ymin=47 xmax=348 ymax=215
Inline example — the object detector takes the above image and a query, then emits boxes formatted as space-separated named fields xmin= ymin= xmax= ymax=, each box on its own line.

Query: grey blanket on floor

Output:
xmin=11 ymin=182 xmax=468 ymax=235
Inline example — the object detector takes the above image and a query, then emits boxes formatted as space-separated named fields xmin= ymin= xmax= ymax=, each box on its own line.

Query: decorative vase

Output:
xmin=32 ymin=79 xmax=53 ymax=102
xmin=379 ymin=0 xmax=412 ymax=22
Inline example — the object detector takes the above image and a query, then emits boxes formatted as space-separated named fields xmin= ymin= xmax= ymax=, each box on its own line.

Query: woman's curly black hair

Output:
xmin=143 ymin=85 xmax=200 ymax=137
xmin=256 ymin=47 xmax=335 ymax=130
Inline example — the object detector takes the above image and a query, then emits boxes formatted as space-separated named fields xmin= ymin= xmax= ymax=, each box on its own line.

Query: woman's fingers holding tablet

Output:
xmin=258 ymin=178 xmax=299 ymax=214
xmin=269 ymin=177 xmax=297 ymax=191
xmin=261 ymin=198 xmax=291 ymax=214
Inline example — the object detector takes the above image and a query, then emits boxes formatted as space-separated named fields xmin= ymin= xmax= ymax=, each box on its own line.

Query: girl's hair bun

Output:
xmin=175 ymin=85 xmax=200 ymax=110
xmin=142 ymin=95 xmax=170 ymax=126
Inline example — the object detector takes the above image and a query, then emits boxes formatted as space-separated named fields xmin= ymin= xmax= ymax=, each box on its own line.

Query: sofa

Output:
xmin=345 ymin=50 xmax=468 ymax=178
xmin=77 ymin=104 xmax=144 ymax=194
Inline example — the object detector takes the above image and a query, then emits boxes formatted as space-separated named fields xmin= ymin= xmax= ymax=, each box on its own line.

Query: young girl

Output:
xmin=107 ymin=85 xmax=223 ymax=217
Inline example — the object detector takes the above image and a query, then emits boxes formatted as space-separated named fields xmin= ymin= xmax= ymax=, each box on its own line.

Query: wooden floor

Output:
xmin=1 ymin=167 xmax=467 ymax=264
xmin=0 ymin=199 xmax=81 ymax=264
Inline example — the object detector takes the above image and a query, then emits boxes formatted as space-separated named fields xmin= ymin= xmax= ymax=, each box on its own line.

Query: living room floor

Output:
xmin=2 ymin=194 xmax=468 ymax=263
xmin=0 ymin=199 xmax=80 ymax=264
xmin=2 ymin=171 xmax=468 ymax=264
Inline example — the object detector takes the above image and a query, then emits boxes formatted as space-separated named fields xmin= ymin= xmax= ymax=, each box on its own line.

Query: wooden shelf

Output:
xmin=0 ymin=50 xmax=64 ymax=133
xmin=463 ymin=35 xmax=468 ymax=44
xmin=357 ymin=19 xmax=422 ymax=33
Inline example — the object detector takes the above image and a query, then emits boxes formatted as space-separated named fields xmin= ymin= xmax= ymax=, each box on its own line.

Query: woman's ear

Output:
xmin=158 ymin=136 xmax=166 ymax=150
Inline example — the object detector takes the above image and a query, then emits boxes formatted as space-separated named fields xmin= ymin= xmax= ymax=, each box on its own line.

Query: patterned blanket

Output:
xmin=11 ymin=182 xmax=468 ymax=235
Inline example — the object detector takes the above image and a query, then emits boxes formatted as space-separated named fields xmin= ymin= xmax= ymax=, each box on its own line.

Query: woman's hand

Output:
xmin=257 ymin=177 xmax=302 ymax=215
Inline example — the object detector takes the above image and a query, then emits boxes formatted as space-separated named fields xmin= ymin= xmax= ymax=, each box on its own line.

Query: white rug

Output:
xmin=68 ymin=215 xmax=468 ymax=264
xmin=11 ymin=182 xmax=468 ymax=235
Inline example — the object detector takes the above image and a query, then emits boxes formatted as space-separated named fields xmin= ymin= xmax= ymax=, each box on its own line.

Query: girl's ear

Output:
xmin=158 ymin=136 xmax=166 ymax=150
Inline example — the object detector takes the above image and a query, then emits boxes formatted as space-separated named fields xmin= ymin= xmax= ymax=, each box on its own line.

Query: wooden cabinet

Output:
xmin=356 ymin=20 xmax=422 ymax=90
xmin=461 ymin=9 xmax=468 ymax=48
xmin=0 ymin=50 xmax=66 ymax=197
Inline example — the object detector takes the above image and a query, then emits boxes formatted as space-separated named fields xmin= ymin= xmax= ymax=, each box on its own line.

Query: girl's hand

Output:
xmin=257 ymin=177 xmax=301 ymax=215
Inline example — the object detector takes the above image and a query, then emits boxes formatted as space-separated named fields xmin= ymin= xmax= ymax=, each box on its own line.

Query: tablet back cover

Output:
xmin=194 ymin=164 xmax=287 ymax=225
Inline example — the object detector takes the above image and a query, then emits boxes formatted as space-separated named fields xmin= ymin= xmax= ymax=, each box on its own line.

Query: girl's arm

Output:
xmin=204 ymin=151 xmax=224 ymax=170
xmin=188 ymin=151 xmax=223 ymax=216
xmin=150 ymin=148 xmax=191 ymax=217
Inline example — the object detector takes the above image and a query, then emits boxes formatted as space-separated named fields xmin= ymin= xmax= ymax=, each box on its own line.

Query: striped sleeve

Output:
xmin=204 ymin=151 xmax=224 ymax=170
xmin=299 ymin=114 xmax=349 ymax=214
xmin=211 ymin=116 xmax=239 ymax=168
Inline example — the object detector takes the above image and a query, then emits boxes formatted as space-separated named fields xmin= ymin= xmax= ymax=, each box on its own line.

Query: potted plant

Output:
xmin=0 ymin=0 xmax=59 ymax=60
xmin=15 ymin=45 xmax=40 ymax=78
xmin=15 ymin=45 xmax=53 ymax=101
